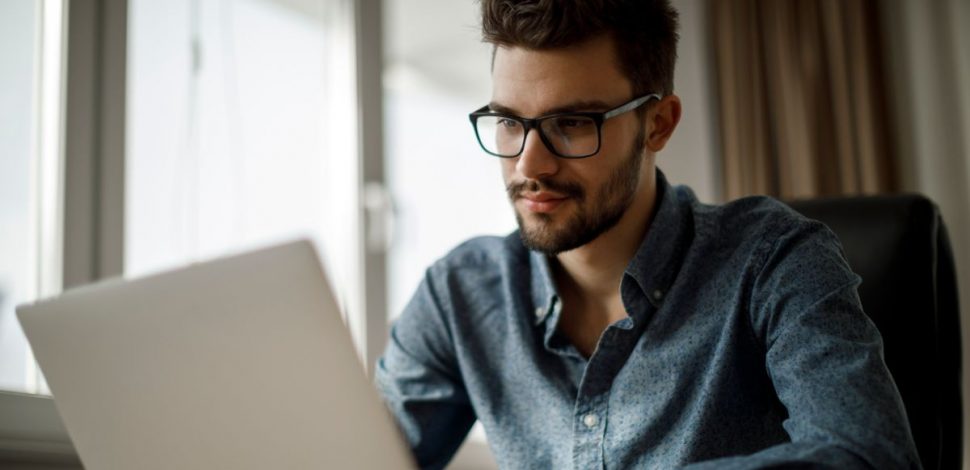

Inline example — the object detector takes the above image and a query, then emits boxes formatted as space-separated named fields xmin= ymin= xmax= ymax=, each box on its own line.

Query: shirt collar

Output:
xmin=527 ymin=168 xmax=693 ymax=326
xmin=624 ymin=169 xmax=693 ymax=309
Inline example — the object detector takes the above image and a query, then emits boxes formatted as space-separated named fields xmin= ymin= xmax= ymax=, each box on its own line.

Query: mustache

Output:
xmin=506 ymin=178 xmax=585 ymax=200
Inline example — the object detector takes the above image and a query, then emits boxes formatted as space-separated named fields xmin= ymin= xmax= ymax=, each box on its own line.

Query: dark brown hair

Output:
xmin=480 ymin=0 xmax=680 ymax=97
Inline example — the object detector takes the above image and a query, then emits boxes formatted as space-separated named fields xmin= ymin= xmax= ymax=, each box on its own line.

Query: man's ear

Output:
xmin=644 ymin=95 xmax=682 ymax=153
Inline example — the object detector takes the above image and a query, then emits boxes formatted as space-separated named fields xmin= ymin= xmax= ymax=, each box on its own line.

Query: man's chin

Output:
xmin=517 ymin=220 xmax=575 ymax=255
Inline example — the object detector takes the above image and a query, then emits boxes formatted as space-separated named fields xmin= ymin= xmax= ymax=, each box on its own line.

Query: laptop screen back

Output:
xmin=17 ymin=240 xmax=413 ymax=470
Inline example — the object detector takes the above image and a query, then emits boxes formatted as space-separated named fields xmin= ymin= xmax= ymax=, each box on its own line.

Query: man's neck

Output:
xmin=553 ymin=170 xmax=659 ymax=307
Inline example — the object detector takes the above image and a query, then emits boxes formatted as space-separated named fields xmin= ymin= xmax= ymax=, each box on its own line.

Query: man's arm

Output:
xmin=687 ymin=218 xmax=921 ymax=469
xmin=375 ymin=268 xmax=477 ymax=470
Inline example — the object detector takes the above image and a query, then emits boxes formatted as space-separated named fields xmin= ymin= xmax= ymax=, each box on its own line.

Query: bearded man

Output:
xmin=376 ymin=1 xmax=919 ymax=468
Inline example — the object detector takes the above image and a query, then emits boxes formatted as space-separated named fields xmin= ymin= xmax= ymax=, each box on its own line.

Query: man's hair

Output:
xmin=480 ymin=0 xmax=680 ymax=97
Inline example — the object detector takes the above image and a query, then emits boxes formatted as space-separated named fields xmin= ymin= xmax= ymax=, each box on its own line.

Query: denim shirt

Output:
xmin=376 ymin=170 xmax=920 ymax=469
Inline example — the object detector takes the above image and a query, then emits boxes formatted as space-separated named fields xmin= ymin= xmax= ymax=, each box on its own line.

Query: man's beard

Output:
xmin=508 ymin=138 xmax=645 ymax=256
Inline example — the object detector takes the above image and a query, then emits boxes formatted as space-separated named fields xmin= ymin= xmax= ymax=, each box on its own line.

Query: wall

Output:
xmin=661 ymin=0 xmax=720 ymax=202
xmin=881 ymin=0 xmax=970 ymax=467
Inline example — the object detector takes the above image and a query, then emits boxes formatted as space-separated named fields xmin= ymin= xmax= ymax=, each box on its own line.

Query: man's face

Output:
xmin=491 ymin=35 xmax=653 ymax=255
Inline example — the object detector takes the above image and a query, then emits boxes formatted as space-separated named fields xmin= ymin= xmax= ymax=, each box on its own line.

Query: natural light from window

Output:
xmin=126 ymin=0 xmax=364 ymax=354
xmin=0 ymin=0 xmax=65 ymax=395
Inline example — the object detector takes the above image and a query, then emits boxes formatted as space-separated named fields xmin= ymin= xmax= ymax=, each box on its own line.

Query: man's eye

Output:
xmin=497 ymin=118 xmax=521 ymax=129
xmin=556 ymin=117 xmax=591 ymax=128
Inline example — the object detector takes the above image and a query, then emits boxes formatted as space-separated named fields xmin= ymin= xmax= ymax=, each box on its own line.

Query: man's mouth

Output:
xmin=519 ymin=192 xmax=568 ymax=213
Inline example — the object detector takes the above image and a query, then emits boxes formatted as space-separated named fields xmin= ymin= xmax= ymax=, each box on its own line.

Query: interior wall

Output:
xmin=662 ymin=0 xmax=720 ymax=202
xmin=880 ymin=1 xmax=970 ymax=467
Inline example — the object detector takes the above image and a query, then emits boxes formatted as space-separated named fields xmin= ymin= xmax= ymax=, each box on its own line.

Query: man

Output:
xmin=376 ymin=1 xmax=920 ymax=468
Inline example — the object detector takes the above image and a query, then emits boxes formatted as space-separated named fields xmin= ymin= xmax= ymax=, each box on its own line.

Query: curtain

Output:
xmin=710 ymin=0 xmax=897 ymax=200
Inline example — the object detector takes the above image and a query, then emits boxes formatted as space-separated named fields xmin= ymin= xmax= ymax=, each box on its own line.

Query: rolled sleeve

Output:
xmin=375 ymin=268 xmax=476 ymax=470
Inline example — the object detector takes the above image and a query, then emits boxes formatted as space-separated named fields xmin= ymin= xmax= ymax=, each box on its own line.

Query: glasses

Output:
xmin=468 ymin=93 xmax=661 ymax=159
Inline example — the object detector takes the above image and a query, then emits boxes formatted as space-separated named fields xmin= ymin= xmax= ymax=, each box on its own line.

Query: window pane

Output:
xmin=127 ymin=0 xmax=362 ymax=339
xmin=0 ymin=0 xmax=38 ymax=393
xmin=385 ymin=1 xmax=514 ymax=322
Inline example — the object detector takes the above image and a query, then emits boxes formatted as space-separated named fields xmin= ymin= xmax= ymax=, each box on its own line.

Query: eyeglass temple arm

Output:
xmin=603 ymin=93 xmax=661 ymax=120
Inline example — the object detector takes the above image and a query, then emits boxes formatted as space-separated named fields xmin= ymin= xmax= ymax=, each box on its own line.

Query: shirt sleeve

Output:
xmin=684 ymin=218 xmax=921 ymax=469
xmin=375 ymin=267 xmax=477 ymax=470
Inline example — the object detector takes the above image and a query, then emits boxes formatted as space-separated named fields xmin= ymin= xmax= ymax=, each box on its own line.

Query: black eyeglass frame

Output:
xmin=468 ymin=93 xmax=662 ymax=159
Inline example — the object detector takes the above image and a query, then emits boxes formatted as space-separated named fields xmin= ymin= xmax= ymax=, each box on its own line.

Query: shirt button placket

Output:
xmin=574 ymin=358 xmax=610 ymax=468
xmin=573 ymin=402 xmax=607 ymax=469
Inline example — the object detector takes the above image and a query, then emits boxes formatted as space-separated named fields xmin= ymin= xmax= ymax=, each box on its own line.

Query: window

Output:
xmin=1 ymin=0 xmax=369 ymax=394
xmin=0 ymin=0 xmax=66 ymax=395
xmin=126 ymin=0 xmax=364 ymax=351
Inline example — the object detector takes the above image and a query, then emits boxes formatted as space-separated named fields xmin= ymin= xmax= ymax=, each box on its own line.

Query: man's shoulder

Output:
xmin=682 ymin=188 xmax=815 ymax=243
xmin=430 ymin=232 xmax=527 ymax=273
xmin=421 ymin=233 xmax=536 ymax=321
xmin=676 ymin=188 xmax=845 ymax=284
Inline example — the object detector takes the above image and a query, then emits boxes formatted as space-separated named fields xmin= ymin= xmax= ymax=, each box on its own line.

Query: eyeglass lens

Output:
xmin=475 ymin=115 xmax=599 ymax=157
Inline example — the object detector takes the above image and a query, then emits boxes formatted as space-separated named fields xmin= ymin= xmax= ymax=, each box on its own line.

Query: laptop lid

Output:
xmin=17 ymin=239 xmax=414 ymax=469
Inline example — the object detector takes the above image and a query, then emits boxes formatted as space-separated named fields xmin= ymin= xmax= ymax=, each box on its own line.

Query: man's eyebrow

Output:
xmin=487 ymin=99 xmax=614 ymax=117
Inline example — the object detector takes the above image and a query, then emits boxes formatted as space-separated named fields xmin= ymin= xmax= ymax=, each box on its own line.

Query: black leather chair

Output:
xmin=787 ymin=194 xmax=962 ymax=470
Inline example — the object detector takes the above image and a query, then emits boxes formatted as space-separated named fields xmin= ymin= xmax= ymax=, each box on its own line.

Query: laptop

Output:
xmin=17 ymin=239 xmax=415 ymax=469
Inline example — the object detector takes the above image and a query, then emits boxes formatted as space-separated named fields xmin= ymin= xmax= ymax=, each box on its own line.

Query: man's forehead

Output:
xmin=487 ymin=99 xmax=615 ymax=118
xmin=489 ymin=37 xmax=633 ymax=117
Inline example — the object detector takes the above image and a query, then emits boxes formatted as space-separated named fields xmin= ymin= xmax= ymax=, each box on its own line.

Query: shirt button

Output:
xmin=582 ymin=413 xmax=599 ymax=428
xmin=534 ymin=307 xmax=545 ymax=318
xmin=651 ymin=289 xmax=664 ymax=301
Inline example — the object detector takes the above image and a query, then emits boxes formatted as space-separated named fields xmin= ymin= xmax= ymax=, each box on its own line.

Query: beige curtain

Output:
xmin=710 ymin=0 xmax=897 ymax=200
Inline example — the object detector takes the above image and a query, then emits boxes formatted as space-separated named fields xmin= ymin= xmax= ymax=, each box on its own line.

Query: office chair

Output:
xmin=787 ymin=194 xmax=962 ymax=470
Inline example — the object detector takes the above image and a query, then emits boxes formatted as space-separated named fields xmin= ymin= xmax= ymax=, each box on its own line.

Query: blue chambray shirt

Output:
xmin=376 ymin=170 xmax=920 ymax=469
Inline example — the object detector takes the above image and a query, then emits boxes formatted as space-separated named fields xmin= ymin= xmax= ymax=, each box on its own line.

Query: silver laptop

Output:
xmin=17 ymin=239 xmax=414 ymax=469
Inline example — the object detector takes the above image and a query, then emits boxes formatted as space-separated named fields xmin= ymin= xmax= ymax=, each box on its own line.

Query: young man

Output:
xmin=377 ymin=1 xmax=920 ymax=468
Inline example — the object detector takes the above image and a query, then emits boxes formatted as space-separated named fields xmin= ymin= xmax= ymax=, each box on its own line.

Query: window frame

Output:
xmin=0 ymin=0 xmax=124 ymax=463
xmin=1 ymin=0 xmax=389 ymax=464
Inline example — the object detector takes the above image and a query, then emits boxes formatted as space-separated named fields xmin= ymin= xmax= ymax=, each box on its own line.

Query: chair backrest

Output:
xmin=787 ymin=194 xmax=962 ymax=470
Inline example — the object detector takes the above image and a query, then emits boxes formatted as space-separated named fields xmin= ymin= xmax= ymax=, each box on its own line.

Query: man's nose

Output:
xmin=515 ymin=129 xmax=559 ymax=180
